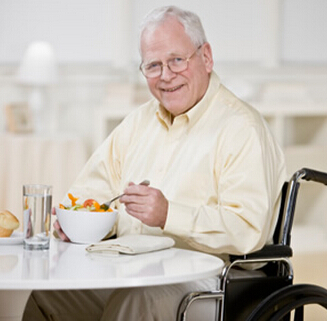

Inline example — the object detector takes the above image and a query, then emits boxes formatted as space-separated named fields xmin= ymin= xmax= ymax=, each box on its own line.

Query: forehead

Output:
xmin=140 ymin=18 xmax=194 ymax=61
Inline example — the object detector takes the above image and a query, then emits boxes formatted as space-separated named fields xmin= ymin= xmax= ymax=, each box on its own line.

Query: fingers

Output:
xmin=53 ymin=220 xmax=70 ymax=242
xmin=122 ymin=182 xmax=149 ymax=198
xmin=129 ymin=180 xmax=150 ymax=187
xmin=52 ymin=206 xmax=69 ymax=241
xmin=120 ymin=185 xmax=168 ymax=228
xmin=120 ymin=185 xmax=150 ymax=209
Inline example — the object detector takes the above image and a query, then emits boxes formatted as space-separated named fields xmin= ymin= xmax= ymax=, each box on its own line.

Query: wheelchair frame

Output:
xmin=177 ymin=168 xmax=327 ymax=321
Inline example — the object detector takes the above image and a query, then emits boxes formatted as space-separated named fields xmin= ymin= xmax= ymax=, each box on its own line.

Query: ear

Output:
xmin=201 ymin=42 xmax=214 ymax=73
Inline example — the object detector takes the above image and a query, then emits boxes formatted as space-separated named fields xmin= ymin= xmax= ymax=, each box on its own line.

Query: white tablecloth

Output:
xmin=0 ymin=133 xmax=88 ymax=228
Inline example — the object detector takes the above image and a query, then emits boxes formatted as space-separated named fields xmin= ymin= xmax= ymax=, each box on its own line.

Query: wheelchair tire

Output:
xmin=246 ymin=283 xmax=327 ymax=321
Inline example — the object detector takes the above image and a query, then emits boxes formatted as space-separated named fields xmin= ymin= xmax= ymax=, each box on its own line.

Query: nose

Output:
xmin=160 ymin=64 xmax=176 ymax=81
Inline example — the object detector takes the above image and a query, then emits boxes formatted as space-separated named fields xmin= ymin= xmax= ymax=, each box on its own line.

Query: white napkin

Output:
xmin=85 ymin=235 xmax=175 ymax=255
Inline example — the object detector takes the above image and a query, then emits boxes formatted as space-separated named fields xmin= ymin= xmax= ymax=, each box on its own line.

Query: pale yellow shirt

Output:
xmin=66 ymin=72 xmax=286 ymax=256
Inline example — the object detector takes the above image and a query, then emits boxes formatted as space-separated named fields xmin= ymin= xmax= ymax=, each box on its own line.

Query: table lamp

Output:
xmin=17 ymin=41 xmax=58 ymax=133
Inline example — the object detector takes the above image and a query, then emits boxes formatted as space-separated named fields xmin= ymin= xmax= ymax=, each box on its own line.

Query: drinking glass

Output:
xmin=23 ymin=184 xmax=52 ymax=250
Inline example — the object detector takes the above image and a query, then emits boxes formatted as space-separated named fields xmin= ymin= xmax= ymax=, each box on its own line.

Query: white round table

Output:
xmin=0 ymin=238 xmax=223 ymax=320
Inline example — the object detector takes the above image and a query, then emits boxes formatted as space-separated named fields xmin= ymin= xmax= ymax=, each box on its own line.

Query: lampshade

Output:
xmin=17 ymin=41 xmax=58 ymax=85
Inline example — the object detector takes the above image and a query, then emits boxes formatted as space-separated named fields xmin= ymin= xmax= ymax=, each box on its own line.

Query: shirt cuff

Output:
xmin=163 ymin=200 xmax=194 ymax=236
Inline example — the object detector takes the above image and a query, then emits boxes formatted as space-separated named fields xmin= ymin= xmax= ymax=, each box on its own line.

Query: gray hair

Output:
xmin=139 ymin=6 xmax=207 ymax=48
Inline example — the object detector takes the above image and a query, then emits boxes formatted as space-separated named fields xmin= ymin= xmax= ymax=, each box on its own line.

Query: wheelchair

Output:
xmin=177 ymin=168 xmax=327 ymax=321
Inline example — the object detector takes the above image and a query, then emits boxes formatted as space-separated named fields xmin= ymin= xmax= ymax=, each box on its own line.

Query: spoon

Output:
xmin=100 ymin=180 xmax=150 ymax=210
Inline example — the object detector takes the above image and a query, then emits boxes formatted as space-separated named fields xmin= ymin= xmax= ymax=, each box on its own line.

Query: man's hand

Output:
xmin=52 ymin=207 xmax=70 ymax=242
xmin=120 ymin=182 xmax=168 ymax=229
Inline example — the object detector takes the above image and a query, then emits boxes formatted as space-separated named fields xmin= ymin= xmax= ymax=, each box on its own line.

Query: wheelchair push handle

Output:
xmin=279 ymin=167 xmax=327 ymax=246
xmin=299 ymin=167 xmax=327 ymax=186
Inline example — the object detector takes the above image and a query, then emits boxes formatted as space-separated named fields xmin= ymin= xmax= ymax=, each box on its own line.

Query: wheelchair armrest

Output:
xmin=229 ymin=244 xmax=293 ymax=262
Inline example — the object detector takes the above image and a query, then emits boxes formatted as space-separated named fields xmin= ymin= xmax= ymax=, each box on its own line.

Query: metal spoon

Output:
xmin=100 ymin=180 xmax=150 ymax=210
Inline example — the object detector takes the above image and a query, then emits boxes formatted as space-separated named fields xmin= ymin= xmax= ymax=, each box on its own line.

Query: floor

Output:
xmin=291 ymin=226 xmax=327 ymax=320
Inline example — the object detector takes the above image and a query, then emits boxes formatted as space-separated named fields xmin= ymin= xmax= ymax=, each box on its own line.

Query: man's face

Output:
xmin=140 ymin=18 xmax=213 ymax=118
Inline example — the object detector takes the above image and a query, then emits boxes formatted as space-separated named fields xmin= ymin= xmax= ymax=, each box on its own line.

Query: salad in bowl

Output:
xmin=56 ymin=193 xmax=117 ymax=244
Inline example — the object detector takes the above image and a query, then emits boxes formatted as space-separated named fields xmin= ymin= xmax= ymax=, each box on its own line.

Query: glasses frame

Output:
xmin=139 ymin=45 xmax=203 ymax=79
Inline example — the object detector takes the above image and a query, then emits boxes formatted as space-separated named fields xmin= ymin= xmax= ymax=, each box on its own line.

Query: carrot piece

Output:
xmin=93 ymin=200 xmax=101 ymax=211
xmin=68 ymin=193 xmax=79 ymax=206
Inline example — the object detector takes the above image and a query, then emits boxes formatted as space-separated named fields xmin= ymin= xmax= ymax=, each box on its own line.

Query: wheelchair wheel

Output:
xmin=246 ymin=284 xmax=327 ymax=321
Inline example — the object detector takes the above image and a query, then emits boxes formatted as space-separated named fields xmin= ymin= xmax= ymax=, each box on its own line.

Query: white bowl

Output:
xmin=55 ymin=207 xmax=117 ymax=244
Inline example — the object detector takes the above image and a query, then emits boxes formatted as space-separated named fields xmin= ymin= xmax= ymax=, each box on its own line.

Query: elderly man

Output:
xmin=24 ymin=5 xmax=286 ymax=321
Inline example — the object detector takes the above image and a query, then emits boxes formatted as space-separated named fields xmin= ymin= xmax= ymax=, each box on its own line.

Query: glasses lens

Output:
xmin=141 ymin=63 xmax=161 ymax=78
xmin=168 ymin=58 xmax=188 ymax=73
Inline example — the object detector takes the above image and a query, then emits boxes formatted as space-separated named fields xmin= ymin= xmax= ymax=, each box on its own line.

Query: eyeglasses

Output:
xmin=139 ymin=45 xmax=202 ymax=78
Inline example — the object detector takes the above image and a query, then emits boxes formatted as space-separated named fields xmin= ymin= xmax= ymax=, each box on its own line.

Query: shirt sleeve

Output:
xmin=163 ymin=123 xmax=286 ymax=256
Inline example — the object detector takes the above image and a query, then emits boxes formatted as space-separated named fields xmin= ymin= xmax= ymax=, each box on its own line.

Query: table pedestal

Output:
xmin=0 ymin=290 xmax=31 ymax=321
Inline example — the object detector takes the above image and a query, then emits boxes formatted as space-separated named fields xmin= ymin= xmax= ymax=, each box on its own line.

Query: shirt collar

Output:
xmin=156 ymin=104 xmax=172 ymax=128
xmin=186 ymin=71 xmax=220 ymax=128
xmin=155 ymin=71 xmax=221 ymax=129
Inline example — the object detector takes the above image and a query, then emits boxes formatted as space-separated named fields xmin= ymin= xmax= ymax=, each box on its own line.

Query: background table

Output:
xmin=0 ymin=238 xmax=223 ymax=321
xmin=0 ymin=133 xmax=88 ymax=226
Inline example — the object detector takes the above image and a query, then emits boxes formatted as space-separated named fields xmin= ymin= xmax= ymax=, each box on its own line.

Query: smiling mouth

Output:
xmin=161 ymin=85 xmax=183 ymax=92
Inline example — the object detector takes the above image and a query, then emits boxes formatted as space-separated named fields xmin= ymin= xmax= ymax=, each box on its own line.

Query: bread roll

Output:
xmin=0 ymin=210 xmax=20 ymax=237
